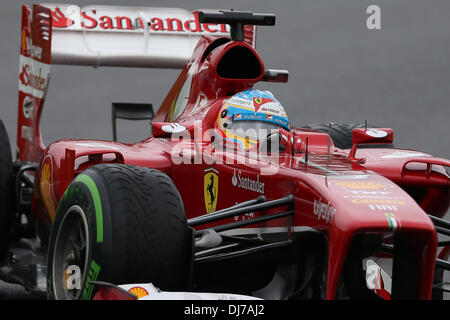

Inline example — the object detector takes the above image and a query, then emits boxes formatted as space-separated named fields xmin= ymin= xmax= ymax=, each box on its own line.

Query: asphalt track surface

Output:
xmin=0 ymin=0 xmax=449 ymax=299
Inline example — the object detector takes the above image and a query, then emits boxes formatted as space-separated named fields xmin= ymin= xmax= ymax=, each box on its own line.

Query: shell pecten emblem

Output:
xmin=39 ymin=156 xmax=56 ymax=221
xmin=128 ymin=287 xmax=149 ymax=299
xmin=204 ymin=168 xmax=219 ymax=214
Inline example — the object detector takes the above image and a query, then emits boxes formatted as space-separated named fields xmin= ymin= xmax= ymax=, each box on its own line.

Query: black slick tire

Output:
xmin=47 ymin=164 xmax=193 ymax=300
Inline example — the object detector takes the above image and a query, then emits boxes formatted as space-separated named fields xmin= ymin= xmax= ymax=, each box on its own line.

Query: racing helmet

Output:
xmin=214 ymin=89 xmax=290 ymax=151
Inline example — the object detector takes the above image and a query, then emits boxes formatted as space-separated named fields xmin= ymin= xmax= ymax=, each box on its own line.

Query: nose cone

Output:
xmin=319 ymin=174 xmax=437 ymax=299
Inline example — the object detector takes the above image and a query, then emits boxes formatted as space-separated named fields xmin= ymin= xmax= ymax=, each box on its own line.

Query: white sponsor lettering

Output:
xmin=18 ymin=56 xmax=50 ymax=99
xmin=228 ymin=97 xmax=252 ymax=107
xmin=313 ymin=198 xmax=336 ymax=224
xmin=368 ymin=204 xmax=398 ymax=211
xmin=231 ymin=170 xmax=265 ymax=194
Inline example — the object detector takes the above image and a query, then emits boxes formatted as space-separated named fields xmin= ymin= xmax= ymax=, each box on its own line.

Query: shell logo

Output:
xmin=335 ymin=181 xmax=388 ymax=190
xmin=128 ymin=286 xmax=149 ymax=299
xmin=40 ymin=156 xmax=56 ymax=221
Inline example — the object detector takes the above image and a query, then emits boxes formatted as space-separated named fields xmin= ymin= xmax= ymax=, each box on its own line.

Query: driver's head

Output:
xmin=214 ymin=89 xmax=289 ymax=151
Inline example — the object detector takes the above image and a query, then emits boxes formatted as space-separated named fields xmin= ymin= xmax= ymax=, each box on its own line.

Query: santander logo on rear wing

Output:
xmin=17 ymin=3 xmax=256 ymax=162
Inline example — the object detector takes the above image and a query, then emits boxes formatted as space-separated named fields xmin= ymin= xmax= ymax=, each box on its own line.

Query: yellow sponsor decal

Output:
xmin=351 ymin=199 xmax=405 ymax=205
xmin=128 ymin=287 xmax=149 ymax=299
xmin=335 ymin=181 xmax=388 ymax=190
xmin=204 ymin=168 xmax=219 ymax=214
xmin=21 ymin=31 xmax=27 ymax=51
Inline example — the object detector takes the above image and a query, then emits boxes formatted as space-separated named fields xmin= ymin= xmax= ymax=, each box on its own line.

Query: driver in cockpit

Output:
xmin=213 ymin=89 xmax=292 ymax=153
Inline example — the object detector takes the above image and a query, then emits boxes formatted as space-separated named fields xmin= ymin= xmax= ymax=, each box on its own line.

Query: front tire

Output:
xmin=47 ymin=164 xmax=193 ymax=300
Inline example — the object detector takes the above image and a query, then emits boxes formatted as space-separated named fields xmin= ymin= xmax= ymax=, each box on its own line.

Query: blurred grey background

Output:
xmin=0 ymin=0 xmax=449 ymax=299
xmin=0 ymin=0 xmax=449 ymax=158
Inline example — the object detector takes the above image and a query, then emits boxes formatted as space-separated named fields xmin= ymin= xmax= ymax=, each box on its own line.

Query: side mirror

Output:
xmin=262 ymin=69 xmax=289 ymax=83
xmin=349 ymin=128 xmax=394 ymax=160
xmin=152 ymin=122 xmax=189 ymax=138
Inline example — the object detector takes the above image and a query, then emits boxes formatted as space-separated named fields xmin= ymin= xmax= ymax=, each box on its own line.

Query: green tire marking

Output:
xmin=82 ymin=259 xmax=101 ymax=300
xmin=74 ymin=174 xmax=104 ymax=243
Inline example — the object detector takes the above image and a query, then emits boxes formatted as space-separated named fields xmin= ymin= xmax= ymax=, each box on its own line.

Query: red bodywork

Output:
xmin=19 ymin=4 xmax=449 ymax=299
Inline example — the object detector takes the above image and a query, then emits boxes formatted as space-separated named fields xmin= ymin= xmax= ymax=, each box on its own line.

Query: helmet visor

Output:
xmin=228 ymin=120 xmax=285 ymax=140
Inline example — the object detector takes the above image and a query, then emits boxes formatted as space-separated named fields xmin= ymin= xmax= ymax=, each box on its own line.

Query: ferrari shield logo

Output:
xmin=254 ymin=97 xmax=263 ymax=105
xmin=204 ymin=168 xmax=219 ymax=214
xmin=252 ymin=97 xmax=271 ymax=112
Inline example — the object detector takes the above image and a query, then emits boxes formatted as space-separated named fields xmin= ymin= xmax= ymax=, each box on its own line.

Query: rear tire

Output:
xmin=47 ymin=164 xmax=193 ymax=300
xmin=0 ymin=119 xmax=14 ymax=260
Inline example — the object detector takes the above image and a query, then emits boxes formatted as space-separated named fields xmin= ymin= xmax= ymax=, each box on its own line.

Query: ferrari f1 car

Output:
xmin=0 ymin=3 xmax=449 ymax=300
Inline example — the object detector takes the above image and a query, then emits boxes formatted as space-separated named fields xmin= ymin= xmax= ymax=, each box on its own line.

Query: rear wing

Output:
xmin=17 ymin=3 xmax=257 ymax=162
xmin=41 ymin=3 xmax=256 ymax=68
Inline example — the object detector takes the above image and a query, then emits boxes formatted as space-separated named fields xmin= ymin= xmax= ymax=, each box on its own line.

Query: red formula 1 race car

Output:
xmin=0 ymin=3 xmax=449 ymax=300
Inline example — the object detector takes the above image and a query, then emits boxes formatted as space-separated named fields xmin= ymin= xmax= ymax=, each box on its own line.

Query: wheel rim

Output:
xmin=52 ymin=205 xmax=90 ymax=300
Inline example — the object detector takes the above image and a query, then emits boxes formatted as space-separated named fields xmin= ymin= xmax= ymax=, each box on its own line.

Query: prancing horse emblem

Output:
xmin=204 ymin=168 xmax=219 ymax=214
